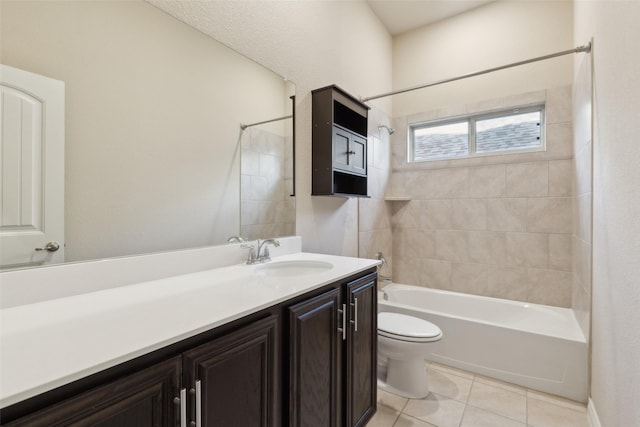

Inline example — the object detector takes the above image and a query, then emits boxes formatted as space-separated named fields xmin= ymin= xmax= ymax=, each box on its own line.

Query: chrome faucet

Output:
xmin=227 ymin=236 xmax=246 ymax=243
xmin=241 ymin=238 xmax=280 ymax=264
xmin=257 ymin=238 xmax=280 ymax=262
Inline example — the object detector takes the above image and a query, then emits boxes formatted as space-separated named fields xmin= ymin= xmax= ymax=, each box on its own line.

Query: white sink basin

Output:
xmin=255 ymin=260 xmax=334 ymax=277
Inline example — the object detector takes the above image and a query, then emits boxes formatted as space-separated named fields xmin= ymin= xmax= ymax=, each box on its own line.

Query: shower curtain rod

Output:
xmin=361 ymin=42 xmax=592 ymax=103
xmin=240 ymin=114 xmax=293 ymax=130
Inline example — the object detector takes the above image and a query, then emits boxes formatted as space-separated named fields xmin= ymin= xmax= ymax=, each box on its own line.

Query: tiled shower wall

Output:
xmin=386 ymin=86 xmax=575 ymax=307
xmin=572 ymin=57 xmax=593 ymax=338
xmin=359 ymin=106 xmax=393 ymax=280
xmin=241 ymin=127 xmax=295 ymax=240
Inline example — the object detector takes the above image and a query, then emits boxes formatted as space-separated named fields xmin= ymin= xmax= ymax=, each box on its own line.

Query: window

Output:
xmin=409 ymin=105 xmax=545 ymax=162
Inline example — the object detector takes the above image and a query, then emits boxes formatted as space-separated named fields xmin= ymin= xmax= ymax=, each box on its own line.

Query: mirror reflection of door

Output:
xmin=1 ymin=65 xmax=65 ymax=269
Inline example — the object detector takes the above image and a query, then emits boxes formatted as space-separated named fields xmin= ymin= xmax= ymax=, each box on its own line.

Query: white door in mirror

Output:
xmin=0 ymin=65 xmax=65 ymax=268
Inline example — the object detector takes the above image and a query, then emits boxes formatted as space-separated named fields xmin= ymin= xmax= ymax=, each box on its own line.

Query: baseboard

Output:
xmin=587 ymin=398 xmax=602 ymax=427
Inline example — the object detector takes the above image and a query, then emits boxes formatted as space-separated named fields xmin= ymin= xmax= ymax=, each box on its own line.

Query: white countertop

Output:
xmin=0 ymin=251 xmax=378 ymax=408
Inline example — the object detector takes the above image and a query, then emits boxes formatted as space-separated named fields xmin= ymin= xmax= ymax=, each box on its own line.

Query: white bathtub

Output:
xmin=379 ymin=283 xmax=588 ymax=402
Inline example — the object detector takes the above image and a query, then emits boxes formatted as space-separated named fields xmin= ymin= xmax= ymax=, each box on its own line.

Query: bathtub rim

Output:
xmin=379 ymin=283 xmax=587 ymax=344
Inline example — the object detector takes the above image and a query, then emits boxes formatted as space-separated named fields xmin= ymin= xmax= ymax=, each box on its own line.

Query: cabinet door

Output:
xmin=349 ymin=134 xmax=367 ymax=177
xmin=182 ymin=315 xmax=279 ymax=427
xmin=333 ymin=126 xmax=352 ymax=173
xmin=5 ymin=356 xmax=182 ymax=427
xmin=288 ymin=287 xmax=342 ymax=427
xmin=345 ymin=275 xmax=377 ymax=427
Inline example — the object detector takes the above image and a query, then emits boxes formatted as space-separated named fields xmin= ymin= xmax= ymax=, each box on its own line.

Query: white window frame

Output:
xmin=408 ymin=104 xmax=546 ymax=163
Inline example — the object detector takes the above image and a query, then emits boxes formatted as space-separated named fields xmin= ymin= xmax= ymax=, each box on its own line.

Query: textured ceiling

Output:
xmin=366 ymin=0 xmax=496 ymax=35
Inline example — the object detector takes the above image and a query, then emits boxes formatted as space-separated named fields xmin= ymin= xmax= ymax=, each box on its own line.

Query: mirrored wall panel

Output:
xmin=0 ymin=0 xmax=294 ymax=269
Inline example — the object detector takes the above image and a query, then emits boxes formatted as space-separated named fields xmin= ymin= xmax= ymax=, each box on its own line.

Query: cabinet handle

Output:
xmin=174 ymin=388 xmax=187 ymax=427
xmin=353 ymin=298 xmax=359 ymax=332
xmin=195 ymin=380 xmax=202 ymax=427
xmin=347 ymin=150 xmax=356 ymax=155
xmin=337 ymin=304 xmax=346 ymax=341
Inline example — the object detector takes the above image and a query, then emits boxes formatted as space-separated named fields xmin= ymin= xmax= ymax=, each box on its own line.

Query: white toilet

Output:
xmin=377 ymin=312 xmax=443 ymax=398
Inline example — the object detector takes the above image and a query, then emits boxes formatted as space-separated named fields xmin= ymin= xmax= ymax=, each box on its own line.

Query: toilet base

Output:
xmin=378 ymin=358 xmax=429 ymax=399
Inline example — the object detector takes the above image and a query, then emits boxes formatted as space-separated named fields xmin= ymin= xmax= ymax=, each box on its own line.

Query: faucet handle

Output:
xmin=262 ymin=246 xmax=271 ymax=262
xmin=240 ymin=243 xmax=257 ymax=264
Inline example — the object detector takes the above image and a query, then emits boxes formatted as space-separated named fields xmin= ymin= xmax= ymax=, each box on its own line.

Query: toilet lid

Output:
xmin=378 ymin=312 xmax=442 ymax=342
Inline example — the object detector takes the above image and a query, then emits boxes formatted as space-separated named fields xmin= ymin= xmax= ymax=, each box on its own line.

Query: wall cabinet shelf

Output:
xmin=312 ymin=85 xmax=370 ymax=197
xmin=3 ymin=269 xmax=377 ymax=427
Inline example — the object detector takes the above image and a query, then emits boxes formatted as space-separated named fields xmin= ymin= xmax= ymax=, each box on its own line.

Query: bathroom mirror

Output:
xmin=0 ymin=0 xmax=295 ymax=269
xmin=240 ymin=95 xmax=296 ymax=241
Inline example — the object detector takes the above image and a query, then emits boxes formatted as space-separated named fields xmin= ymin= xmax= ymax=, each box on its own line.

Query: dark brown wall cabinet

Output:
xmin=288 ymin=273 xmax=377 ymax=427
xmin=312 ymin=85 xmax=370 ymax=197
xmin=3 ymin=270 xmax=376 ymax=427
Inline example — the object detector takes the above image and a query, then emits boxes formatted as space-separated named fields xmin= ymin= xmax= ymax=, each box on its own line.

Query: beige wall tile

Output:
xmin=549 ymin=159 xmax=572 ymax=197
xmin=392 ymin=200 xmax=421 ymax=229
xmin=394 ymin=257 xmax=421 ymax=286
xmin=393 ymin=227 xmax=406 ymax=258
xmin=506 ymin=162 xmax=548 ymax=197
xmin=451 ymin=199 xmax=487 ymax=230
xmin=358 ymin=198 xmax=376 ymax=232
xmin=421 ymin=200 xmax=452 ymax=230
xmin=359 ymin=231 xmax=373 ymax=260
xmin=573 ymin=142 xmax=592 ymax=196
xmin=391 ymin=136 xmax=406 ymax=168
xmin=546 ymin=85 xmax=573 ymax=124
xmin=468 ymin=231 xmax=506 ymax=265
xmin=506 ymin=232 xmax=548 ymax=268
xmin=576 ymin=193 xmax=592 ymax=243
xmin=387 ymin=172 xmax=407 ymax=197
xmin=527 ymin=197 xmax=572 ymax=233
xmin=421 ymin=259 xmax=453 ymax=289
xmin=549 ymin=233 xmax=572 ymax=272
xmin=451 ymin=263 xmax=489 ymax=295
xmin=436 ymin=230 xmax=469 ymax=263
xmin=469 ymin=165 xmax=506 ymax=198
xmin=487 ymin=266 xmax=528 ymax=301
xmin=434 ymin=168 xmax=469 ymax=198
xmin=527 ymin=268 xmax=572 ymax=307
xmin=487 ymin=198 xmax=527 ymax=231
xmin=406 ymin=229 xmax=436 ymax=259
xmin=546 ymin=122 xmax=573 ymax=159
xmin=359 ymin=228 xmax=393 ymax=262
xmin=575 ymin=237 xmax=592 ymax=288
xmin=405 ymin=170 xmax=436 ymax=199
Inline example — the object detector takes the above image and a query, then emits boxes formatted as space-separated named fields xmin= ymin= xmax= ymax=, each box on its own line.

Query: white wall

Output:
xmin=148 ymin=0 xmax=394 ymax=256
xmin=574 ymin=1 xmax=640 ymax=426
xmin=392 ymin=0 xmax=574 ymax=117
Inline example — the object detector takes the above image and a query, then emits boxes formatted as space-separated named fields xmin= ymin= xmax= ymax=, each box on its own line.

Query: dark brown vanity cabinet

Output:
xmin=4 ymin=356 xmax=182 ymax=427
xmin=4 ymin=317 xmax=278 ymax=427
xmin=345 ymin=275 xmax=377 ymax=427
xmin=288 ymin=272 xmax=377 ymax=427
xmin=2 ymin=269 xmax=377 ymax=427
xmin=183 ymin=315 xmax=279 ymax=427
xmin=312 ymin=85 xmax=370 ymax=197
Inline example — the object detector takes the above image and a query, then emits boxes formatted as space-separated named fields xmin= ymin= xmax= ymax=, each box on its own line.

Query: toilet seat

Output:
xmin=378 ymin=312 xmax=442 ymax=343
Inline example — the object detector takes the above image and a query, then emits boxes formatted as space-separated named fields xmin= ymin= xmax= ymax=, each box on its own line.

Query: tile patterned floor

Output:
xmin=369 ymin=362 xmax=590 ymax=427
